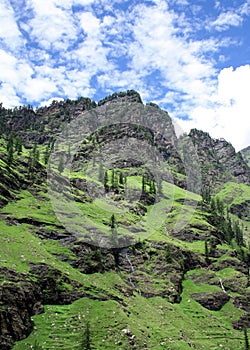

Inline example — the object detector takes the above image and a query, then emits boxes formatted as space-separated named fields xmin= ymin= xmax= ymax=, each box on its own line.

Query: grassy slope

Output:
xmin=0 ymin=144 xmax=249 ymax=349
xmin=216 ymin=182 xmax=250 ymax=239
xmin=2 ymin=187 xmax=247 ymax=349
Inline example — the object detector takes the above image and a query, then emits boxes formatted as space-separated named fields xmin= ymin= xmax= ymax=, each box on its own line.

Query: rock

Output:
xmin=232 ymin=313 xmax=250 ymax=330
xmin=191 ymin=291 xmax=230 ymax=310
xmin=189 ymin=129 xmax=250 ymax=189
xmin=229 ymin=200 xmax=250 ymax=221
xmin=122 ymin=328 xmax=133 ymax=336
xmin=0 ymin=264 xmax=86 ymax=350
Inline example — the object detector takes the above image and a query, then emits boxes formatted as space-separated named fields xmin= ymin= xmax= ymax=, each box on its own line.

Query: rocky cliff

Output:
xmin=189 ymin=128 xmax=250 ymax=190
xmin=241 ymin=145 xmax=250 ymax=167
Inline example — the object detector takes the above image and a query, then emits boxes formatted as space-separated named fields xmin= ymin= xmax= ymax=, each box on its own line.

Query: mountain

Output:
xmin=241 ymin=146 xmax=250 ymax=168
xmin=0 ymin=91 xmax=250 ymax=350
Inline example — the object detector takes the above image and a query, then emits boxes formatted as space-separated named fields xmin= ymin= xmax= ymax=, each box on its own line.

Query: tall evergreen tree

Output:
xmin=244 ymin=328 xmax=249 ymax=350
xmin=104 ymin=170 xmax=109 ymax=192
xmin=43 ymin=144 xmax=50 ymax=165
xmin=58 ymin=155 xmax=64 ymax=174
xmin=7 ymin=133 xmax=14 ymax=164
xmin=98 ymin=162 xmax=105 ymax=183
xmin=80 ymin=321 xmax=91 ymax=350
xmin=205 ymin=240 xmax=209 ymax=262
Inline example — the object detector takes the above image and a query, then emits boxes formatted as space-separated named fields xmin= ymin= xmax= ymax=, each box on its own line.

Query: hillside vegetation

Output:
xmin=0 ymin=91 xmax=249 ymax=350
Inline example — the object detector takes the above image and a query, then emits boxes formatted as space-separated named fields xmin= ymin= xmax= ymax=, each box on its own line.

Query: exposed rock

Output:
xmin=191 ymin=291 xmax=230 ymax=310
xmin=189 ymin=129 xmax=250 ymax=189
xmin=232 ymin=314 xmax=250 ymax=330
xmin=241 ymin=145 xmax=250 ymax=167
xmin=230 ymin=200 xmax=250 ymax=221
xmin=0 ymin=267 xmax=43 ymax=350
xmin=213 ymin=257 xmax=249 ymax=275
xmin=0 ymin=264 xmax=91 ymax=349
xmin=233 ymin=295 xmax=250 ymax=313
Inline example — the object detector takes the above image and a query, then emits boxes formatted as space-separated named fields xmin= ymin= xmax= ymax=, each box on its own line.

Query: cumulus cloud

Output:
xmin=0 ymin=0 xmax=24 ymax=51
xmin=176 ymin=65 xmax=250 ymax=151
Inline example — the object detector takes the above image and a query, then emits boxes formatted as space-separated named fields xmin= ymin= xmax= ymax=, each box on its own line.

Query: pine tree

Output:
xmin=43 ymin=144 xmax=50 ymax=165
xmin=111 ymin=169 xmax=115 ymax=188
xmin=205 ymin=240 xmax=209 ymax=262
xmin=15 ymin=136 xmax=22 ymax=155
xmin=244 ymin=328 xmax=249 ymax=350
xmin=110 ymin=214 xmax=119 ymax=265
xmin=110 ymin=213 xmax=115 ymax=229
xmin=80 ymin=321 xmax=91 ymax=350
xmin=142 ymin=174 xmax=146 ymax=193
xmin=98 ymin=162 xmax=105 ymax=183
xmin=157 ymin=179 xmax=162 ymax=195
xmin=58 ymin=155 xmax=64 ymax=174
xmin=32 ymin=143 xmax=40 ymax=163
xmin=7 ymin=133 xmax=14 ymax=164
xmin=104 ymin=170 xmax=109 ymax=192
xmin=234 ymin=220 xmax=244 ymax=246
xmin=119 ymin=171 xmax=124 ymax=185
xmin=149 ymin=179 xmax=156 ymax=194
xmin=216 ymin=197 xmax=225 ymax=216
xmin=201 ymin=185 xmax=211 ymax=203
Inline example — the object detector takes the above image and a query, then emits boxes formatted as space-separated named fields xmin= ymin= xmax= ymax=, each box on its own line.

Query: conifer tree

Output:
xmin=244 ymin=328 xmax=249 ymax=350
xmin=43 ymin=144 xmax=50 ymax=165
xmin=98 ymin=162 xmax=104 ymax=183
xmin=119 ymin=171 xmax=124 ymax=186
xmin=104 ymin=170 xmax=109 ymax=192
xmin=142 ymin=174 xmax=146 ymax=193
xmin=110 ymin=214 xmax=119 ymax=265
xmin=205 ymin=240 xmax=209 ymax=262
xmin=80 ymin=321 xmax=91 ymax=350
xmin=15 ymin=136 xmax=22 ymax=155
xmin=234 ymin=220 xmax=244 ymax=246
xmin=7 ymin=135 xmax=14 ymax=165
xmin=58 ymin=155 xmax=64 ymax=174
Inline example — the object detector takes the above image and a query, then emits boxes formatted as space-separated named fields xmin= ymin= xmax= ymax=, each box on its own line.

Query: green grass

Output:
xmin=217 ymin=181 xmax=250 ymax=206
xmin=13 ymin=275 xmax=247 ymax=350
xmin=1 ymin=155 xmax=249 ymax=350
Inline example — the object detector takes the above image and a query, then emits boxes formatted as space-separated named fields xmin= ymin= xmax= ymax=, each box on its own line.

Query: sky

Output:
xmin=0 ymin=0 xmax=250 ymax=151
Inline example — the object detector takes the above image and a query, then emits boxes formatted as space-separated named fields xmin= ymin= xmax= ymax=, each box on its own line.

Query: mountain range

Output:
xmin=0 ymin=91 xmax=249 ymax=350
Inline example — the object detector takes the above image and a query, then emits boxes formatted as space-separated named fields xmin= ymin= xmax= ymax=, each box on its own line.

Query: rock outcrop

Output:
xmin=189 ymin=129 xmax=250 ymax=189
xmin=191 ymin=291 xmax=230 ymax=310
xmin=0 ymin=265 xmax=87 ymax=350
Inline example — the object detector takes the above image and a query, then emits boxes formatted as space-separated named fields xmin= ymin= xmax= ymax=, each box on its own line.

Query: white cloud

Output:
xmin=126 ymin=4 xmax=217 ymax=109
xmin=176 ymin=65 xmax=250 ymax=151
xmin=78 ymin=11 xmax=100 ymax=36
xmin=211 ymin=11 xmax=243 ymax=31
xmin=26 ymin=0 xmax=78 ymax=49
xmin=210 ymin=1 xmax=250 ymax=31
xmin=0 ymin=0 xmax=23 ymax=50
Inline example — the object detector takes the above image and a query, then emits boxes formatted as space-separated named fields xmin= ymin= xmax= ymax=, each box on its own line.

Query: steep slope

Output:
xmin=0 ymin=91 xmax=249 ymax=350
xmin=189 ymin=129 xmax=250 ymax=190
xmin=241 ymin=146 xmax=250 ymax=168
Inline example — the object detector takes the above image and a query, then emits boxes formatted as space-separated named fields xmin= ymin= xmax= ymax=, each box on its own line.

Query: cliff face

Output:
xmin=241 ymin=145 xmax=250 ymax=167
xmin=0 ymin=265 xmax=89 ymax=350
xmin=189 ymin=129 xmax=250 ymax=190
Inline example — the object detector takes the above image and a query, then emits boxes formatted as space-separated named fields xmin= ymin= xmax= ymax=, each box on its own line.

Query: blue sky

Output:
xmin=0 ymin=0 xmax=250 ymax=150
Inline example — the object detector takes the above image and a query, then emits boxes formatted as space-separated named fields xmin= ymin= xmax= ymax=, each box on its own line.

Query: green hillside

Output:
xmin=0 ymin=93 xmax=250 ymax=350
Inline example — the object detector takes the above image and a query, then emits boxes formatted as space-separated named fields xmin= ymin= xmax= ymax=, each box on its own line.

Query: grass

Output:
xmin=13 ymin=276 xmax=247 ymax=350
xmin=217 ymin=181 xmax=250 ymax=206
xmin=0 ymin=153 xmax=249 ymax=350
